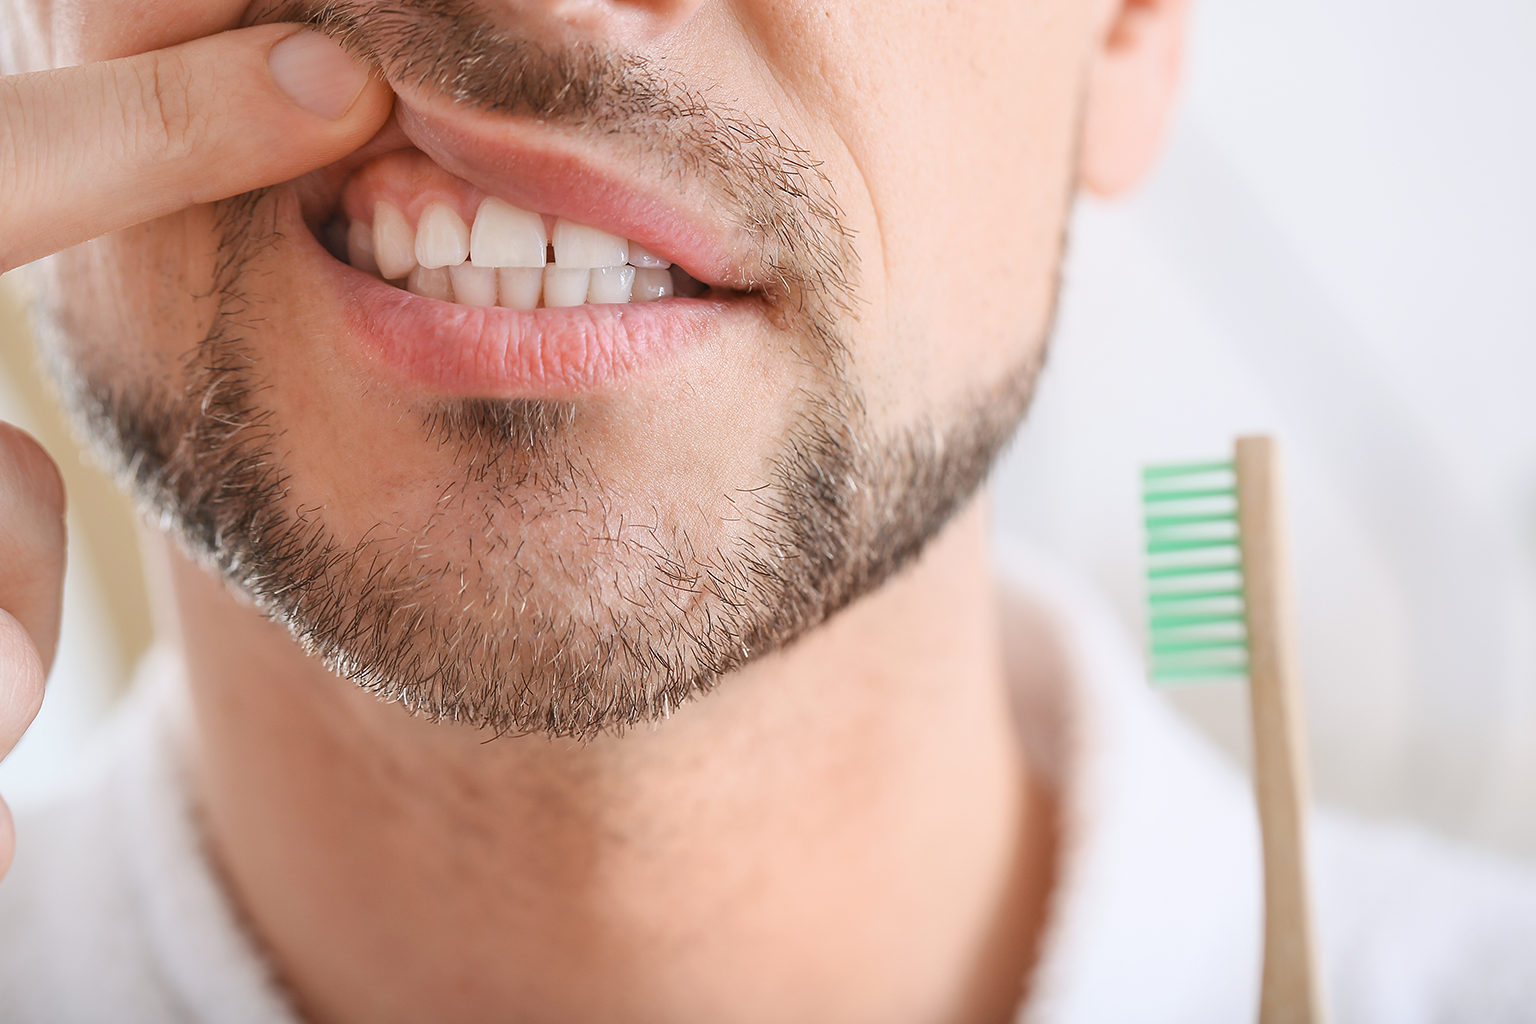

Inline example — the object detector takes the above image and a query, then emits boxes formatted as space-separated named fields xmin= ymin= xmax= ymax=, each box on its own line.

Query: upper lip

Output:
xmin=242 ymin=3 xmax=768 ymax=294
xmin=333 ymin=83 xmax=755 ymax=294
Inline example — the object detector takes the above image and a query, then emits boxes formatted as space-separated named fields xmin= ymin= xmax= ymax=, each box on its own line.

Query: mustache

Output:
xmin=247 ymin=0 xmax=858 ymax=330
xmin=256 ymin=0 xmax=678 ymax=125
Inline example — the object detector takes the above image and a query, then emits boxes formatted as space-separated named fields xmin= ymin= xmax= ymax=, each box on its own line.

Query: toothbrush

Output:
xmin=1142 ymin=435 xmax=1325 ymax=1024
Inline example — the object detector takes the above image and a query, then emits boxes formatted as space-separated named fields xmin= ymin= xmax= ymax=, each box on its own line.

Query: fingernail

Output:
xmin=268 ymin=30 xmax=371 ymax=120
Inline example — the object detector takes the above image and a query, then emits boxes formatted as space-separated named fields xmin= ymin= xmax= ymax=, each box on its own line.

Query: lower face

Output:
xmin=31 ymin=0 xmax=1087 ymax=736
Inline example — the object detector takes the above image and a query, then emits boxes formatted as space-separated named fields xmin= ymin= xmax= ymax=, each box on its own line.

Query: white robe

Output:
xmin=1 ymin=550 xmax=1533 ymax=1022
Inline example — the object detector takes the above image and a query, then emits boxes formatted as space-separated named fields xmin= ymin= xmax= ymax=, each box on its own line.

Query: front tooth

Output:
xmin=449 ymin=264 xmax=497 ymax=307
xmin=470 ymin=199 xmax=548 ymax=268
xmin=632 ymin=267 xmax=674 ymax=302
xmin=347 ymin=220 xmax=380 ymax=276
xmin=497 ymin=268 xmax=543 ymax=310
xmin=552 ymin=219 xmax=628 ymax=269
xmin=627 ymin=243 xmax=671 ymax=269
xmin=407 ymin=265 xmax=453 ymax=302
xmin=415 ymin=203 xmax=470 ymax=269
xmin=373 ymin=201 xmax=417 ymax=280
xmin=543 ymin=267 xmax=591 ymax=307
xmin=587 ymin=266 xmax=635 ymax=305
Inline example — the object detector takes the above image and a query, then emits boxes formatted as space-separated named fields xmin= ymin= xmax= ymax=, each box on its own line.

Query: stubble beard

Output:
xmin=41 ymin=5 xmax=1052 ymax=739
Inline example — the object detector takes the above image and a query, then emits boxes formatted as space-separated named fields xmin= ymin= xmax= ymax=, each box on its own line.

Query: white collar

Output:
xmin=102 ymin=544 xmax=1269 ymax=1023
xmin=997 ymin=540 xmax=1264 ymax=1023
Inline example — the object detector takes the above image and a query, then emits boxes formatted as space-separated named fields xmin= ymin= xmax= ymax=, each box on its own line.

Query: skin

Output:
xmin=0 ymin=0 xmax=1188 ymax=1021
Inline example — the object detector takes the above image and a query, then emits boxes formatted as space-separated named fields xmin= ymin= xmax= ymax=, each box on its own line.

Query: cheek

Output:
xmin=38 ymin=208 xmax=224 ymax=382
xmin=874 ymin=59 xmax=1081 ymax=409
xmin=51 ymin=0 xmax=251 ymax=63
xmin=753 ymin=2 xmax=1092 ymax=429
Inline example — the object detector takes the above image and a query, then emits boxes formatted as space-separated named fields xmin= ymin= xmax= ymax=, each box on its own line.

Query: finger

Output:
xmin=0 ymin=610 xmax=46 ymax=758
xmin=0 ymin=24 xmax=394 ymax=272
xmin=0 ymin=423 xmax=66 ymax=673
xmin=0 ymin=425 xmax=62 ymax=889
xmin=0 ymin=612 xmax=44 ymax=884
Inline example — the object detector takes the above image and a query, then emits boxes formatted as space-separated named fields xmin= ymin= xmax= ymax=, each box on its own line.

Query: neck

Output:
xmin=155 ymin=499 xmax=1056 ymax=1024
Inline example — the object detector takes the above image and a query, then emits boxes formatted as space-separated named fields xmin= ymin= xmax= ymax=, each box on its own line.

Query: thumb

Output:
xmin=0 ymin=421 xmax=62 ymax=883
xmin=0 ymin=24 xmax=393 ymax=273
xmin=0 ymin=422 xmax=65 ymax=678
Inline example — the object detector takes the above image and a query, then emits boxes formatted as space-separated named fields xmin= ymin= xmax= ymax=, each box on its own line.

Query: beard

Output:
xmin=39 ymin=3 xmax=1051 ymax=739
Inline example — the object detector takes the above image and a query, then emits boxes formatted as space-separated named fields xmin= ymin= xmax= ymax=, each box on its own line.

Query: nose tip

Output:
xmin=509 ymin=0 xmax=707 ymax=44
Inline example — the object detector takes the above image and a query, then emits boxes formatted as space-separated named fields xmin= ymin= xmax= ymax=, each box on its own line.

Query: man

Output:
xmin=1 ymin=1 xmax=1534 ymax=1021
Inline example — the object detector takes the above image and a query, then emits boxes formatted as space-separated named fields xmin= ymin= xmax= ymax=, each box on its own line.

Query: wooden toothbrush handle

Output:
xmin=1235 ymin=436 xmax=1325 ymax=1024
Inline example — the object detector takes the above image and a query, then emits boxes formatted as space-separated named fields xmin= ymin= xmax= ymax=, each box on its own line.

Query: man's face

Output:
xmin=17 ymin=0 xmax=1094 ymax=735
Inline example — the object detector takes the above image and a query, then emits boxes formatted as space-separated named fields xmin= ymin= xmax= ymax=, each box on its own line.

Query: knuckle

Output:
xmin=124 ymin=52 xmax=204 ymax=164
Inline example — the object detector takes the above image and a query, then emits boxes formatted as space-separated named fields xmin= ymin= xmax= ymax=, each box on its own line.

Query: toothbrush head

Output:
xmin=1141 ymin=459 xmax=1250 ymax=685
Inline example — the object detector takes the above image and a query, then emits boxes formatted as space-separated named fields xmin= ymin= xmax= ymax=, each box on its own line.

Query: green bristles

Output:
xmin=1142 ymin=460 xmax=1250 ymax=685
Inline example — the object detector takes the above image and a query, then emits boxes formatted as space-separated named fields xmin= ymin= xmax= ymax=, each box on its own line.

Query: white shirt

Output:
xmin=2 ymin=550 xmax=1534 ymax=1022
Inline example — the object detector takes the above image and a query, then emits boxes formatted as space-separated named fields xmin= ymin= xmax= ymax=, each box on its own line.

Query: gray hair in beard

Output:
xmin=46 ymin=3 xmax=1049 ymax=738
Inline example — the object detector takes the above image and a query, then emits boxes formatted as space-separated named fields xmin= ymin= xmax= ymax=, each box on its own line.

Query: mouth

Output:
xmin=316 ymin=144 xmax=720 ymax=310
xmin=282 ymin=91 xmax=767 ymax=399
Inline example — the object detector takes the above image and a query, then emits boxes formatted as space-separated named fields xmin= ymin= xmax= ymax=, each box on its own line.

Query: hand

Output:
xmin=0 ymin=23 xmax=393 ymax=877
xmin=0 ymin=423 xmax=64 ymax=878
xmin=0 ymin=23 xmax=394 ymax=272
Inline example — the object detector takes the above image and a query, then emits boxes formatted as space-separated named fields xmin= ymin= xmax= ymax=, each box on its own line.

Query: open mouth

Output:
xmin=276 ymin=105 xmax=767 ymax=399
xmin=314 ymin=149 xmax=714 ymax=311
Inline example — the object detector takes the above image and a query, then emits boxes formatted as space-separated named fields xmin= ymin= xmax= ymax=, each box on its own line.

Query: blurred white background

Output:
xmin=993 ymin=0 xmax=1536 ymax=857
xmin=2 ymin=0 xmax=1535 ymax=860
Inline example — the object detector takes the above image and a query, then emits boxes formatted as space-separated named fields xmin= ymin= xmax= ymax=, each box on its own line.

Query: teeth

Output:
xmin=373 ymin=201 xmax=417 ymax=280
xmin=553 ymin=219 xmax=628 ymax=270
xmin=407 ymin=265 xmax=453 ymax=302
xmin=470 ymin=198 xmax=548 ymax=268
xmin=347 ymin=198 xmax=704 ymax=308
xmin=627 ymin=243 xmax=670 ymax=269
xmin=632 ymin=267 xmax=674 ymax=303
xmin=415 ymin=203 xmax=471 ymax=269
xmin=346 ymin=220 xmax=380 ymax=276
xmin=497 ymin=267 xmax=543 ymax=310
xmin=543 ymin=267 xmax=591 ymax=308
xmin=449 ymin=264 xmax=497 ymax=307
xmin=588 ymin=266 xmax=635 ymax=305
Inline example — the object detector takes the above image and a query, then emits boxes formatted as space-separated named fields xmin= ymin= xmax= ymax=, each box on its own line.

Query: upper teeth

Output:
xmin=415 ymin=203 xmax=470 ymax=269
xmin=552 ymin=219 xmax=628 ymax=270
xmin=371 ymin=202 xmax=417 ymax=280
xmin=469 ymin=199 xmax=546 ymax=269
xmin=358 ymin=199 xmax=679 ymax=309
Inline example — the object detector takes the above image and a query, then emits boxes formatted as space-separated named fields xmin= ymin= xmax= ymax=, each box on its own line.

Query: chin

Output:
xmin=33 ymin=68 xmax=1041 ymax=739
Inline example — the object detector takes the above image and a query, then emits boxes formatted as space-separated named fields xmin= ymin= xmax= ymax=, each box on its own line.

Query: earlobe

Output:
xmin=1079 ymin=0 xmax=1190 ymax=198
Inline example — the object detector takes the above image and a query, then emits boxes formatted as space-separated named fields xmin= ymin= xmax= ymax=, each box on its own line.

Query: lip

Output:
xmin=278 ymin=85 xmax=776 ymax=400
xmin=287 ymin=199 xmax=748 ymax=399
xmin=388 ymin=86 xmax=753 ymax=292
xmin=241 ymin=2 xmax=754 ymax=289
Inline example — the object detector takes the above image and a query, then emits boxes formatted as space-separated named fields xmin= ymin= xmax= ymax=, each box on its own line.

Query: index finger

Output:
xmin=0 ymin=24 xmax=393 ymax=273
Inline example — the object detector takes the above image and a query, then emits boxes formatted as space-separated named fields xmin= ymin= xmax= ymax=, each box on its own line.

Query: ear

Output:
xmin=1079 ymin=0 xmax=1192 ymax=197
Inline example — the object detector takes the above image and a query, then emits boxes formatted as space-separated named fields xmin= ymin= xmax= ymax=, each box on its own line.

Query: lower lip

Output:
xmin=293 ymin=209 xmax=740 ymax=400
